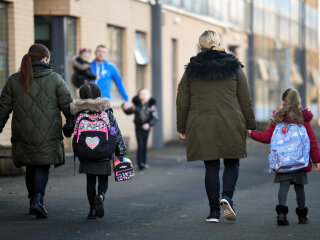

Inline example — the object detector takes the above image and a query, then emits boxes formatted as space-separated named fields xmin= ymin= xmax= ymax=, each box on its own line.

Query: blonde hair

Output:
xmin=274 ymin=88 xmax=303 ymax=124
xmin=199 ymin=30 xmax=225 ymax=51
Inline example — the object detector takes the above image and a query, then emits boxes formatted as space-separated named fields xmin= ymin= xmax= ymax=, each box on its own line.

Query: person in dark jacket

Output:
xmin=248 ymin=88 xmax=320 ymax=226
xmin=63 ymin=83 xmax=126 ymax=219
xmin=71 ymin=48 xmax=98 ymax=88
xmin=0 ymin=44 xmax=73 ymax=219
xmin=122 ymin=88 xmax=158 ymax=170
xmin=176 ymin=30 xmax=256 ymax=223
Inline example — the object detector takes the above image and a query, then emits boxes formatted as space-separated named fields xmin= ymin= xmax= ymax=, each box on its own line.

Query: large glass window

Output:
xmin=253 ymin=6 xmax=264 ymax=35
xmin=107 ymin=25 xmax=124 ymax=103
xmin=230 ymin=0 xmax=245 ymax=28
xmin=279 ymin=17 xmax=290 ymax=43
xmin=135 ymin=32 xmax=149 ymax=91
xmin=290 ymin=0 xmax=300 ymax=21
xmin=0 ymin=2 xmax=7 ymax=92
xmin=279 ymin=0 xmax=291 ymax=17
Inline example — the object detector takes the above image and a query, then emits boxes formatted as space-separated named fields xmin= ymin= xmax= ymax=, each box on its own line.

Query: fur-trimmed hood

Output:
xmin=132 ymin=95 xmax=156 ymax=107
xmin=272 ymin=108 xmax=314 ymax=123
xmin=185 ymin=50 xmax=243 ymax=80
xmin=70 ymin=98 xmax=111 ymax=115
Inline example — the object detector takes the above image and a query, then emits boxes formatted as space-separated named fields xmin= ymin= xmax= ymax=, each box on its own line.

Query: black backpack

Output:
xmin=72 ymin=111 xmax=117 ymax=161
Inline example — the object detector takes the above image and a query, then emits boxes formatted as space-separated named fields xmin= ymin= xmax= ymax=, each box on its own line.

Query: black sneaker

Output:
xmin=94 ymin=194 xmax=104 ymax=218
xmin=206 ymin=211 xmax=220 ymax=223
xmin=220 ymin=197 xmax=236 ymax=221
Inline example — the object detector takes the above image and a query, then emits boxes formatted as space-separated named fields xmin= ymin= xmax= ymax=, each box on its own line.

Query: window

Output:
xmin=279 ymin=17 xmax=290 ymax=43
xmin=253 ymin=6 xmax=264 ymax=35
xmin=135 ymin=32 xmax=149 ymax=91
xmin=0 ymin=2 xmax=7 ymax=92
xmin=107 ymin=25 xmax=124 ymax=103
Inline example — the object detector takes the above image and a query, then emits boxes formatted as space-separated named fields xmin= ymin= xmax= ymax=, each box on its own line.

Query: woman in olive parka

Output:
xmin=176 ymin=31 xmax=256 ymax=223
xmin=0 ymin=44 xmax=73 ymax=219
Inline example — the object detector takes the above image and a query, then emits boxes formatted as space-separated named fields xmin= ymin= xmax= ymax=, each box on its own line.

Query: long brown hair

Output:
xmin=274 ymin=88 xmax=303 ymax=124
xmin=19 ymin=44 xmax=50 ymax=92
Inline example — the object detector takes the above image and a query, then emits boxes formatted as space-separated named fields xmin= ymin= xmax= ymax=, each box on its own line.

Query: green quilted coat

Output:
xmin=0 ymin=68 xmax=72 ymax=167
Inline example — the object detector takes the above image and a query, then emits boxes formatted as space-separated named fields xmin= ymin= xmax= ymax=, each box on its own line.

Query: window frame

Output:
xmin=107 ymin=24 xmax=125 ymax=104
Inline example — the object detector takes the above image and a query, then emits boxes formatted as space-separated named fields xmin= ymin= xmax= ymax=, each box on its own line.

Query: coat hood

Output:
xmin=132 ymin=95 xmax=156 ymax=107
xmin=70 ymin=98 xmax=111 ymax=115
xmin=185 ymin=50 xmax=243 ymax=80
xmin=272 ymin=108 xmax=314 ymax=123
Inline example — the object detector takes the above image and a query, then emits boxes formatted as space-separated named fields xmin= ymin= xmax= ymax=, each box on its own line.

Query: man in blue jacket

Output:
xmin=91 ymin=45 xmax=129 ymax=102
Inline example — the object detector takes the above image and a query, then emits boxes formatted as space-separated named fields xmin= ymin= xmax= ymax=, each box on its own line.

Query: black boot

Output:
xmin=94 ymin=193 xmax=105 ymax=218
xmin=28 ymin=194 xmax=35 ymax=215
xmin=87 ymin=208 xmax=97 ymax=220
xmin=30 ymin=193 xmax=48 ymax=219
xmin=296 ymin=207 xmax=309 ymax=224
xmin=276 ymin=205 xmax=289 ymax=226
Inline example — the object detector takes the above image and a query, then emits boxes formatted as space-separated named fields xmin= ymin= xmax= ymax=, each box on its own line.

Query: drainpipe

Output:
xmin=248 ymin=0 xmax=255 ymax=106
xmin=151 ymin=0 xmax=164 ymax=149
xmin=299 ymin=0 xmax=307 ymax=108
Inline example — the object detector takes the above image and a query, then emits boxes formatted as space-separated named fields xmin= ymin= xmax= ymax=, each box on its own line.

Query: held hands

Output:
xmin=179 ymin=133 xmax=186 ymax=140
xmin=314 ymin=163 xmax=320 ymax=171
xmin=142 ymin=123 xmax=150 ymax=131
xmin=122 ymin=102 xmax=129 ymax=111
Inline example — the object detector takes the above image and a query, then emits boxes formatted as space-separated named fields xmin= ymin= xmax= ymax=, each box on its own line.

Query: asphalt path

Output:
xmin=0 ymin=140 xmax=319 ymax=240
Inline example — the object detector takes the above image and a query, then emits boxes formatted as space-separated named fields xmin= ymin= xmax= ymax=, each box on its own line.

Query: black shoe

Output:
xmin=206 ymin=210 xmax=220 ymax=223
xmin=94 ymin=194 xmax=104 ymax=218
xmin=220 ymin=197 xmax=236 ymax=221
xmin=87 ymin=208 xmax=97 ymax=220
xmin=30 ymin=193 xmax=48 ymax=219
xmin=276 ymin=205 xmax=289 ymax=226
xmin=296 ymin=207 xmax=309 ymax=224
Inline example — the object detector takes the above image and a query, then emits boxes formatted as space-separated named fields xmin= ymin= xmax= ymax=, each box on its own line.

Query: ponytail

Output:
xmin=19 ymin=43 xmax=50 ymax=93
xmin=19 ymin=53 xmax=33 ymax=93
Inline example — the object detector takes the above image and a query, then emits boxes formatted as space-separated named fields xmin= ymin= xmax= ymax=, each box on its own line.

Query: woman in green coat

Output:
xmin=176 ymin=31 xmax=256 ymax=223
xmin=0 ymin=44 xmax=72 ymax=219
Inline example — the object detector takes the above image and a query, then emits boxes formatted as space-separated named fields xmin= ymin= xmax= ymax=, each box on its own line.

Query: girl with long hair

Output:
xmin=248 ymin=88 xmax=320 ymax=226
xmin=0 ymin=43 xmax=72 ymax=219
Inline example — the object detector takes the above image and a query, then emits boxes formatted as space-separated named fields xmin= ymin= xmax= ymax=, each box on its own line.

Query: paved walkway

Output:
xmin=0 ymin=140 xmax=320 ymax=240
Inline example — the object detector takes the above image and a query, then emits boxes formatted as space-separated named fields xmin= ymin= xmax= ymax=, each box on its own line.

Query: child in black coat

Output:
xmin=122 ymin=88 xmax=158 ymax=170
xmin=63 ymin=83 xmax=126 ymax=219
xmin=71 ymin=48 xmax=98 ymax=88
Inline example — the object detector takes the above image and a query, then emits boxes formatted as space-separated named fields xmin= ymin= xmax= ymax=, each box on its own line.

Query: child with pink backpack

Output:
xmin=248 ymin=88 xmax=320 ymax=226
xmin=63 ymin=83 xmax=126 ymax=219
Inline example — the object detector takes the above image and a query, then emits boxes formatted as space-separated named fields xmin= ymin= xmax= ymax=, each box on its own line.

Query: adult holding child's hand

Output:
xmin=176 ymin=30 xmax=256 ymax=223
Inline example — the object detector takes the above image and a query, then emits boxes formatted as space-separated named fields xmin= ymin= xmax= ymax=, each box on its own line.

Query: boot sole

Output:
xmin=94 ymin=196 xmax=104 ymax=218
xmin=31 ymin=207 xmax=48 ymax=219
xmin=220 ymin=199 xmax=236 ymax=221
xmin=206 ymin=218 xmax=219 ymax=223
xmin=277 ymin=219 xmax=289 ymax=226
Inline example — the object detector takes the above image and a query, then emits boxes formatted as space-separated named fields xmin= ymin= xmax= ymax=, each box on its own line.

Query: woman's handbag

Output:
xmin=113 ymin=157 xmax=135 ymax=182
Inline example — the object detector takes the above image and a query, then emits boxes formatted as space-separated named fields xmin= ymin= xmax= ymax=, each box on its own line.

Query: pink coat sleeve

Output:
xmin=250 ymin=122 xmax=276 ymax=144
xmin=304 ymin=122 xmax=320 ymax=164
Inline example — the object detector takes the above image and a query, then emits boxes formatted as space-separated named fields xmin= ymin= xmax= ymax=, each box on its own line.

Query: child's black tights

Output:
xmin=278 ymin=180 xmax=305 ymax=208
xmin=86 ymin=174 xmax=108 ymax=207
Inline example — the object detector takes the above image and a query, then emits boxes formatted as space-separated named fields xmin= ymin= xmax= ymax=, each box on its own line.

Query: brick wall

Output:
xmin=0 ymin=0 xmax=34 ymax=146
